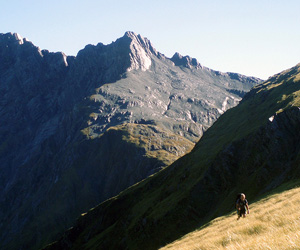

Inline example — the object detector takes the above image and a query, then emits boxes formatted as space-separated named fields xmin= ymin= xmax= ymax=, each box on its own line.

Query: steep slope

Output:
xmin=0 ymin=32 xmax=259 ymax=250
xmin=44 ymin=64 xmax=300 ymax=250
xmin=161 ymin=181 xmax=300 ymax=250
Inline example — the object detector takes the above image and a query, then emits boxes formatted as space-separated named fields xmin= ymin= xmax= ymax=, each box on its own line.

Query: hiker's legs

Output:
xmin=237 ymin=210 xmax=241 ymax=220
xmin=241 ymin=208 xmax=246 ymax=218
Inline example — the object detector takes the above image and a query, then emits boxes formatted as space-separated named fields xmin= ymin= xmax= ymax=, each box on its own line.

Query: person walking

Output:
xmin=236 ymin=193 xmax=250 ymax=220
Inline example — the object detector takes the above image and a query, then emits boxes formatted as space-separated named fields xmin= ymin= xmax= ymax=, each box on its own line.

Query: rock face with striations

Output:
xmin=0 ymin=31 xmax=260 ymax=249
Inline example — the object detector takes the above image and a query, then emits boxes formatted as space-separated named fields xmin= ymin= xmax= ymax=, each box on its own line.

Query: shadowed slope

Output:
xmin=44 ymin=64 xmax=300 ymax=250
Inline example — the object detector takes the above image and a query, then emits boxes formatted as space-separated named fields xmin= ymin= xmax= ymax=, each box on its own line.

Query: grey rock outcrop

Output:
xmin=171 ymin=52 xmax=202 ymax=69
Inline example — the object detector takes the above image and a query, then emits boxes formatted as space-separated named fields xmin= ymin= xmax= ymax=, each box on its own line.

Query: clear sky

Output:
xmin=1 ymin=0 xmax=300 ymax=79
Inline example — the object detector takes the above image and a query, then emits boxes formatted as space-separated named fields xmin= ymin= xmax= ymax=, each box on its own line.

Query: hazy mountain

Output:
xmin=0 ymin=31 xmax=260 ymax=249
xmin=44 ymin=63 xmax=300 ymax=250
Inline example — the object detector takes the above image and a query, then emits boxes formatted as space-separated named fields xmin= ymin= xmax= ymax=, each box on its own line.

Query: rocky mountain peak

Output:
xmin=171 ymin=52 xmax=202 ymax=69
xmin=75 ymin=31 xmax=163 ymax=76
xmin=123 ymin=31 xmax=158 ymax=56
xmin=0 ymin=32 xmax=25 ymax=45
xmin=120 ymin=31 xmax=160 ymax=72
xmin=0 ymin=32 xmax=70 ymax=70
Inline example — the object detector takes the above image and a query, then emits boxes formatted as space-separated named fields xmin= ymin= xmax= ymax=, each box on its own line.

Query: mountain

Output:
xmin=0 ymin=31 xmax=260 ymax=250
xmin=44 ymin=63 xmax=300 ymax=250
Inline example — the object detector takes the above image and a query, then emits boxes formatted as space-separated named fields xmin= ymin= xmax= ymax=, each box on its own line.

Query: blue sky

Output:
xmin=1 ymin=0 xmax=300 ymax=79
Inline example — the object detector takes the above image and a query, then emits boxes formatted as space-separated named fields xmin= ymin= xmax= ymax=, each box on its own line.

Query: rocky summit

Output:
xmin=0 ymin=31 xmax=260 ymax=249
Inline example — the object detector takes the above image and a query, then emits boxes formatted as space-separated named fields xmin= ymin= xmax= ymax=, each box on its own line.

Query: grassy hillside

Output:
xmin=44 ymin=64 xmax=300 ymax=250
xmin=161 ymin=181 xmax=300 ymax=250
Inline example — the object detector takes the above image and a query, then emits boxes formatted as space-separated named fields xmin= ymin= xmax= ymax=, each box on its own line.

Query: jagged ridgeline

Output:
xmin=44 ymin=64 xmax=300 ymax=250
xmin=0 ymin=32 xmax=260 ymax=250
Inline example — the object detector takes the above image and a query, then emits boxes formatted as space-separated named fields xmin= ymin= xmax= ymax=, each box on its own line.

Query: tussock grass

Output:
xmin=160 ymin=185 xmax=300 ymax=250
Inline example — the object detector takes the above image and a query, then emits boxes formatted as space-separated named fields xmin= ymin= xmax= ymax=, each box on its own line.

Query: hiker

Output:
xmin=236 ymin=193 xmax=250 ymax=220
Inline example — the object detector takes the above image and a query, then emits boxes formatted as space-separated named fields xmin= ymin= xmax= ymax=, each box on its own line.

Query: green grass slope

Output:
xmin=44 ymin=64 xmax=300 ymax=250
xmin=161 ymin=181 xmax=300 ymax=250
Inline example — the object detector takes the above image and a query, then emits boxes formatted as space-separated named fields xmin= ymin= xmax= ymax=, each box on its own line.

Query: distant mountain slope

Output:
xmin=44 ymin=64 xmax=300 ymax=250
xmin=0 ymin=32 xmax=260 ymax=250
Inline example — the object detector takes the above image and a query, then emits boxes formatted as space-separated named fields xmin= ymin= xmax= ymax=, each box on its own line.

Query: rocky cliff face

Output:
xmin=0 ymin=31 xmax=260 ymax=250
xmin=43 ymin=64 xmax=300 ymax=250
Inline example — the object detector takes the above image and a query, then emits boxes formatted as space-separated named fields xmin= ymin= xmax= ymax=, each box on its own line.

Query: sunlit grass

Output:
xmin=109 ymin=123 xmax=194 ymax=165
xmin=160 ymin=185 xmax=300 ymax=250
